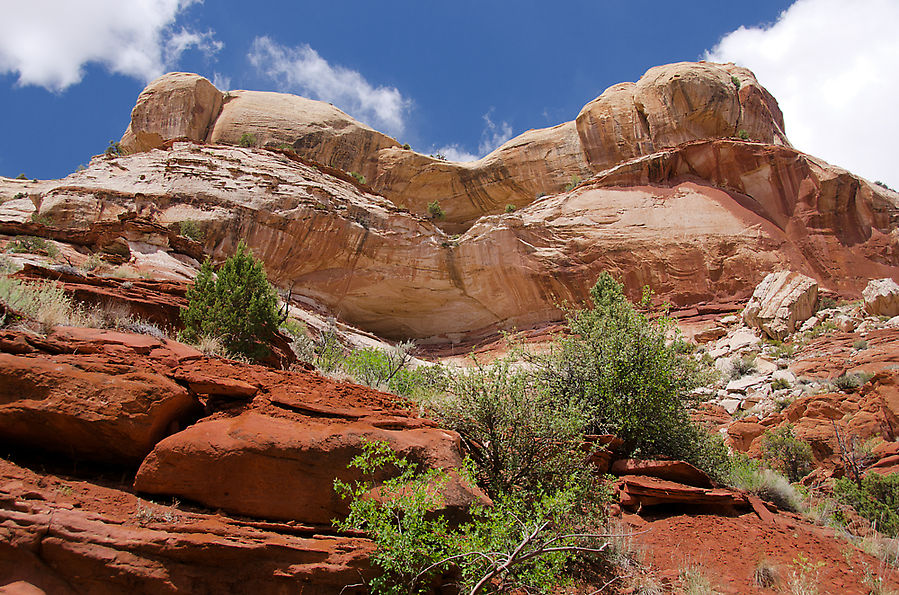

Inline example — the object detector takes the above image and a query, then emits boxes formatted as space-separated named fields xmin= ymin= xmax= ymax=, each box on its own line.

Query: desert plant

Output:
xmin=730 ymin=355 xmax=757 ymax=379
xmin=180 ymin=240 xmax=281 ymax=360
xmin=728 ymin=454 xmax=804 ymax=512
xmin=0 ymin=276 xmax=83 ymax=328
xmin=178 ymin=220 xmax=204 ymax=242
xmin=787 ymin=554 xmax=824 ymax=595
xmin=432 ymin=355 xmax=589 ymax=497
xmin=563 ymin=175 xmax=581 ymax=192
xmin=679 ymin=563 xmax=714 ymax=594
xmin=15 ymin=173 xmax=27 ymax=180
xmin=402 ymin=143 xmax=411 ymax=150
xmin=427 ymin=200 xmax=444 ymax=220
xmin=238 ymin=133 xmax=257 ymax=148
xmin=731 ymin=75 xmax=741 ymax=90
xmin=105 ymin=140 xmax=122 ymax=157
xmin=504 ymin=203 xmax=516 ymax=213
xmin=334 ymin=440 xmax=612 ymax=595
xmin=852 ymin=339 xmax=868 ymax=350
xmin=737 ymin=129 xmax=749 ymax=140
xmin=12 ymin=192 xmax=25 ymax=200
xmin=349 ymin=171 xmax=366 ymax=184
xmin=760 ymin=424 xmax=814 ymax=482
xmin=536 ymin=272 xmax=728 ymax=479
xmin=833 ymin=372 xmax=873 ymax=392
xmin=772 ymin=377 xmax=792 ymax=391
xmin=5 ymin=236 xmax=58 ymax=257
xmin=833 ymin=473 xmax=899 ymax=537
xmin=753 ymin=558 xmax=781 ymax=589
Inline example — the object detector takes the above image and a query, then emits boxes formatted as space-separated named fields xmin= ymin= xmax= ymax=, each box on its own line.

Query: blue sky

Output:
xmin=2 ymin=0 xmax=897 ymax=188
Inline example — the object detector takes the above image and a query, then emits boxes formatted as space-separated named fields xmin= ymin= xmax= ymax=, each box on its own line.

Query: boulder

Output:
xmin=863 ymin=278 xmax=899 ymax=317
xmin=0 ymin=350 xmax=199 ymax=464
xmin=617 ymin=475 xmax=748 ymax=511
xmin=135 ymin=411 xmax=488 ymax=525
xmin=610 ymin=459 xmax=712 ymax=488
xmin=743 ymin=271 xmax=819 ymax=340
xmin=120 ymin=73 xmax=223 ymax=153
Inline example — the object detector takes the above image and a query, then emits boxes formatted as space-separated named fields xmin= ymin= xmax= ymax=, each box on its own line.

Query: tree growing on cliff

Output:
xmin=181 ymin=241 xmax=281 ymax=359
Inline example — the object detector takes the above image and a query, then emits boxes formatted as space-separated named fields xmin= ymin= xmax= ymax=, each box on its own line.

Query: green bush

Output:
xmin=180 ymin=240 xmax=281 ymax=359
xmin=238 ymin=133 xmax=257 ymax=148
xmin=5 ymin=236 xmax=58 ymax=257
xmin=427 ymin=200 xmax=444 ymax=220
xmin=731 ymin=75 xmax=742 ymax=90
xmin=771 ymin=377 xmax=792 ymax=391
xmin=12 ymin=192 xmax=25 ymax=200
xmin=737 ymin=129 xmax=749 ymax=140
xmin=504 ymin=203 xmax=516 ymax=213
xmin=727 ymin=454 xmax=803 ymax=512
xmin=105 ymin=140 xmax=122 ymax=157
xmin=833 ymin=473 xmax=899 ymax=537
xmin=334 ymin=440 xmax=610 ymax=595
xmin=349 ymin=171 xmax=366 ymax=185
xmin=402 ymin=143 xmax=411 ymax=150
xmin=563 ymin=176 xmax=581 ymax=192
xmin=537 ymin=272 xmax=727 ymax=479
xmin=760 ymin=424 xmax=813 ymax=482
xmin=15 ymin=173 xmax=27 ymax=180
xmin=178 ymin=220 xmax=204 ymax=242
xmin=730 ymin=355 xmax=757 ymax=379
xmin=432 ymin=356 xmax=588 ymax=497
xmin=833 ymin=372 xmax=873 ymax=392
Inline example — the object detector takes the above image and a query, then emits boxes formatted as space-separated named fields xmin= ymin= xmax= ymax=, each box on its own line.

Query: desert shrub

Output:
xmin=754 ymin=558 xmax=781 ymax=589
xmin=853 ymin=339 xmax=869 ymax=350
xmin=12 ymin=192 xmax=25 ymax=200
xmin=238 ymin=133 xmax=257 ymax=148
xmin=536 ymin=272 xmax=727 ymax=479
xmin=563 ymin=175 xmax=581 ymax=192
xmin=679 ymin=564 xmax=714 ymax=595
xmin=5 ymin=236 xmax=58 ymax=257
xmin=731 ymin=75 xmax=741 ymax=90
xmin=312 ymin=320 xmax=345 ymax=372
xmin=427 ymin=200 xmax=444 ymax=219
xmin=180 ymin=240 xmax=280 ymax=360
xmin=349 ymin=171 xmax=366 ymax=184
xmin=773 ymin=342 xmax=796 ymax=359
xmin=15 ymin=173 xmax=27 ymax=180
xmin=728 ymin=454 xmax=804 ymax=512
xmin=402 ymin=143 xmax=411 ymax=150
xmin=833 ymin=372 xmax=873 ymax=392
xmin=105 ymin=140 xmax=122 ymax=157
xmin=730 ymin=355 xmax=758 ymax=379
xmin=0 ymin=276 xmax=82 ymax=328
xmin=334 ymin=440 xmax=610 ymax=595
xmin=833 ymin=473 xmax=899 ymax=537
xmin=760 ymin=425 xmax=814 ymax=482
xmin=431 ymin=356 xmax=589 ymax=497
xmin=772 ymin=377 xmax=792 ymax=391
xmin=737 ymin=129 xmax=750 ymax=140
xmin=341 ymin=341 xmax=420 ymax=392
xmin=504 ymin=203 xmax=516 ymax=213
xmin=178 ymin=220 xmax=204 ymax=242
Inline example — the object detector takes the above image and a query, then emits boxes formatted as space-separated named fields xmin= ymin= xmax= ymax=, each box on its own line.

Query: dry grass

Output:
xmin=753 ymin=558 xmax=781 ymax=589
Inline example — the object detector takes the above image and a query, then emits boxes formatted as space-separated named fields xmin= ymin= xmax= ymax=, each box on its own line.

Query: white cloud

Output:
xmin=211 ymin=71 xmax=231 ymax=91
xmin=706 ymin=0 xmax=899 ymax=189
xmin=248 ymin=36 xmax=410 ymax=136
xmin=478 ymin=109 xmax=514 ymax=155
xmin=430 ymin=109 xmax=515 ymax=162
xmin=433 ymin=144 xmax=479 ymax=162
xmin=0 ymin=0 xmax=220 ymax=91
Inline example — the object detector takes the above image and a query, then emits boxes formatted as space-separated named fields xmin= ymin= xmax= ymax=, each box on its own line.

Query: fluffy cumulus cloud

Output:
xmin=0 ymin=0 xmax=220 ymax=91
xmin=249 ymin=36 xmax=410 ymax=137
xmin=706 ymin=0 xmax=899 ymax=189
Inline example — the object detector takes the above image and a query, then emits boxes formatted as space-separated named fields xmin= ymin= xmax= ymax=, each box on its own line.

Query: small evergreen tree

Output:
xmin=181 ymin=241 xmax=280 ymax=359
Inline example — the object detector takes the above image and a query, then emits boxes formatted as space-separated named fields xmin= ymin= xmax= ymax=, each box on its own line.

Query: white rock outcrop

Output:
xmin=743 ymin=271 xmax=818 ymax=340
xmin=863 ymin=278 xmax=899 ymax=317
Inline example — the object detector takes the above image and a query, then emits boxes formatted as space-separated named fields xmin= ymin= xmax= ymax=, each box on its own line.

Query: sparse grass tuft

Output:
xmin=753 ymin=558 xmax=781 ymax=589
xmin=729 ymin=355 xmax=757 ymax=379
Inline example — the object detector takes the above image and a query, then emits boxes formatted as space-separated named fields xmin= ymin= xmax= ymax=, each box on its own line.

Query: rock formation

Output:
xmin=863 ymin=277 xmax=899 ymax=317
xmin=743 ymin=271 xmax=819 ymax=340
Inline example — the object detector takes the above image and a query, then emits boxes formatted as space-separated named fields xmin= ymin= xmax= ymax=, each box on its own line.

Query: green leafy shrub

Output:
xmin=771 ymin=377 xmax=792 ymax=391
xmin=349 ymin=171 xmax=366 ymax=184
xmin=334 ymin=440 xmax=610 ymax=595
xmin=5 ymin=236 xmax=58 ymax=257
xmin=504 ymin=203 xmax=516 ymax=213
xmin=0 ymin=276 xmax=81 ymax=327
xmin=833 ymin=473 xmax=899 ymax=537
xmin=563 ymin=175 xmax=581 ymax=192
xmin=432 ymin=356 xmax=588 ymax=497
xmin=180 ymin=240 xmax=281 ymax=360
xmin=402 ymin=143 xmax=411 ymax=150
xmin=731 ymin=75 xmax=741 ymax=90
xmin=15 ymin=173 xmax=27 ymax=180
xmin=427 ymin=200 xmax=444 ymax=220
xmin=537 ymin=272 xmax=728 ymax=479
xmin=737 ymin=129 xmax=749 ymax=140
xmin=760 ymin=424 xmax=813 ymax=482
xmin=178 ymin=220 xmax=205 ymax=242
xmin=12 ymin=192 xmax=25 ymax=200
xmin=105 ymin=140 xmax=122 ymax=157
xmin=238 ymin=133 xmax=257 ymax=148
xmin=730 ymin=355 xmax=757 ymax=379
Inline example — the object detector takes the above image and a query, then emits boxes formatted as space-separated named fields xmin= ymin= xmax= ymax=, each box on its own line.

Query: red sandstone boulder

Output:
xmin=0 ymin=351 xmax=199 ymax=464
xmin=610 ymin=459 xmax=713 ymax=489
xmin=135 ymin=410 xmax=488 ymax=525
xmin=617 ymin=475 xmax=748 ymax=511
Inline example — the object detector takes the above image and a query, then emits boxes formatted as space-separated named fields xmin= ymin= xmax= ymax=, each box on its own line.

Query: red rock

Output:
xmin=727 ymin=421 xmax=767 ymax=452
xmin=171 ymin=367 xmax=258 ymax=399
xmin=0 ymin=352 xmax=199 ymax=464
xmin=0 ymin=583 xmax=45 ymax=595
xmin=610 ymin=459 xmax=712 ymax=489
xmin=134 ymin=411 xmax=487 ymax=525
xmin=617 ymin=475 xmax=747 ymax=511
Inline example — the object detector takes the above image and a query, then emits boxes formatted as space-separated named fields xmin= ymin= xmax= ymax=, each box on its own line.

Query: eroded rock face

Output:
xmin=0 ymin=327 xmax=201 ymax=464
xmin=9 ymin=137 xmax=899 ymax=341
xmin=118 ymin=62 xmax=794 ymax=228
xmin=863 ymin=278 xmax=899 ymax=317
xmin=120 ymin=72 xmax=223 ymax=154
xmin=743 ymin=271 xmax=819 ymax=340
